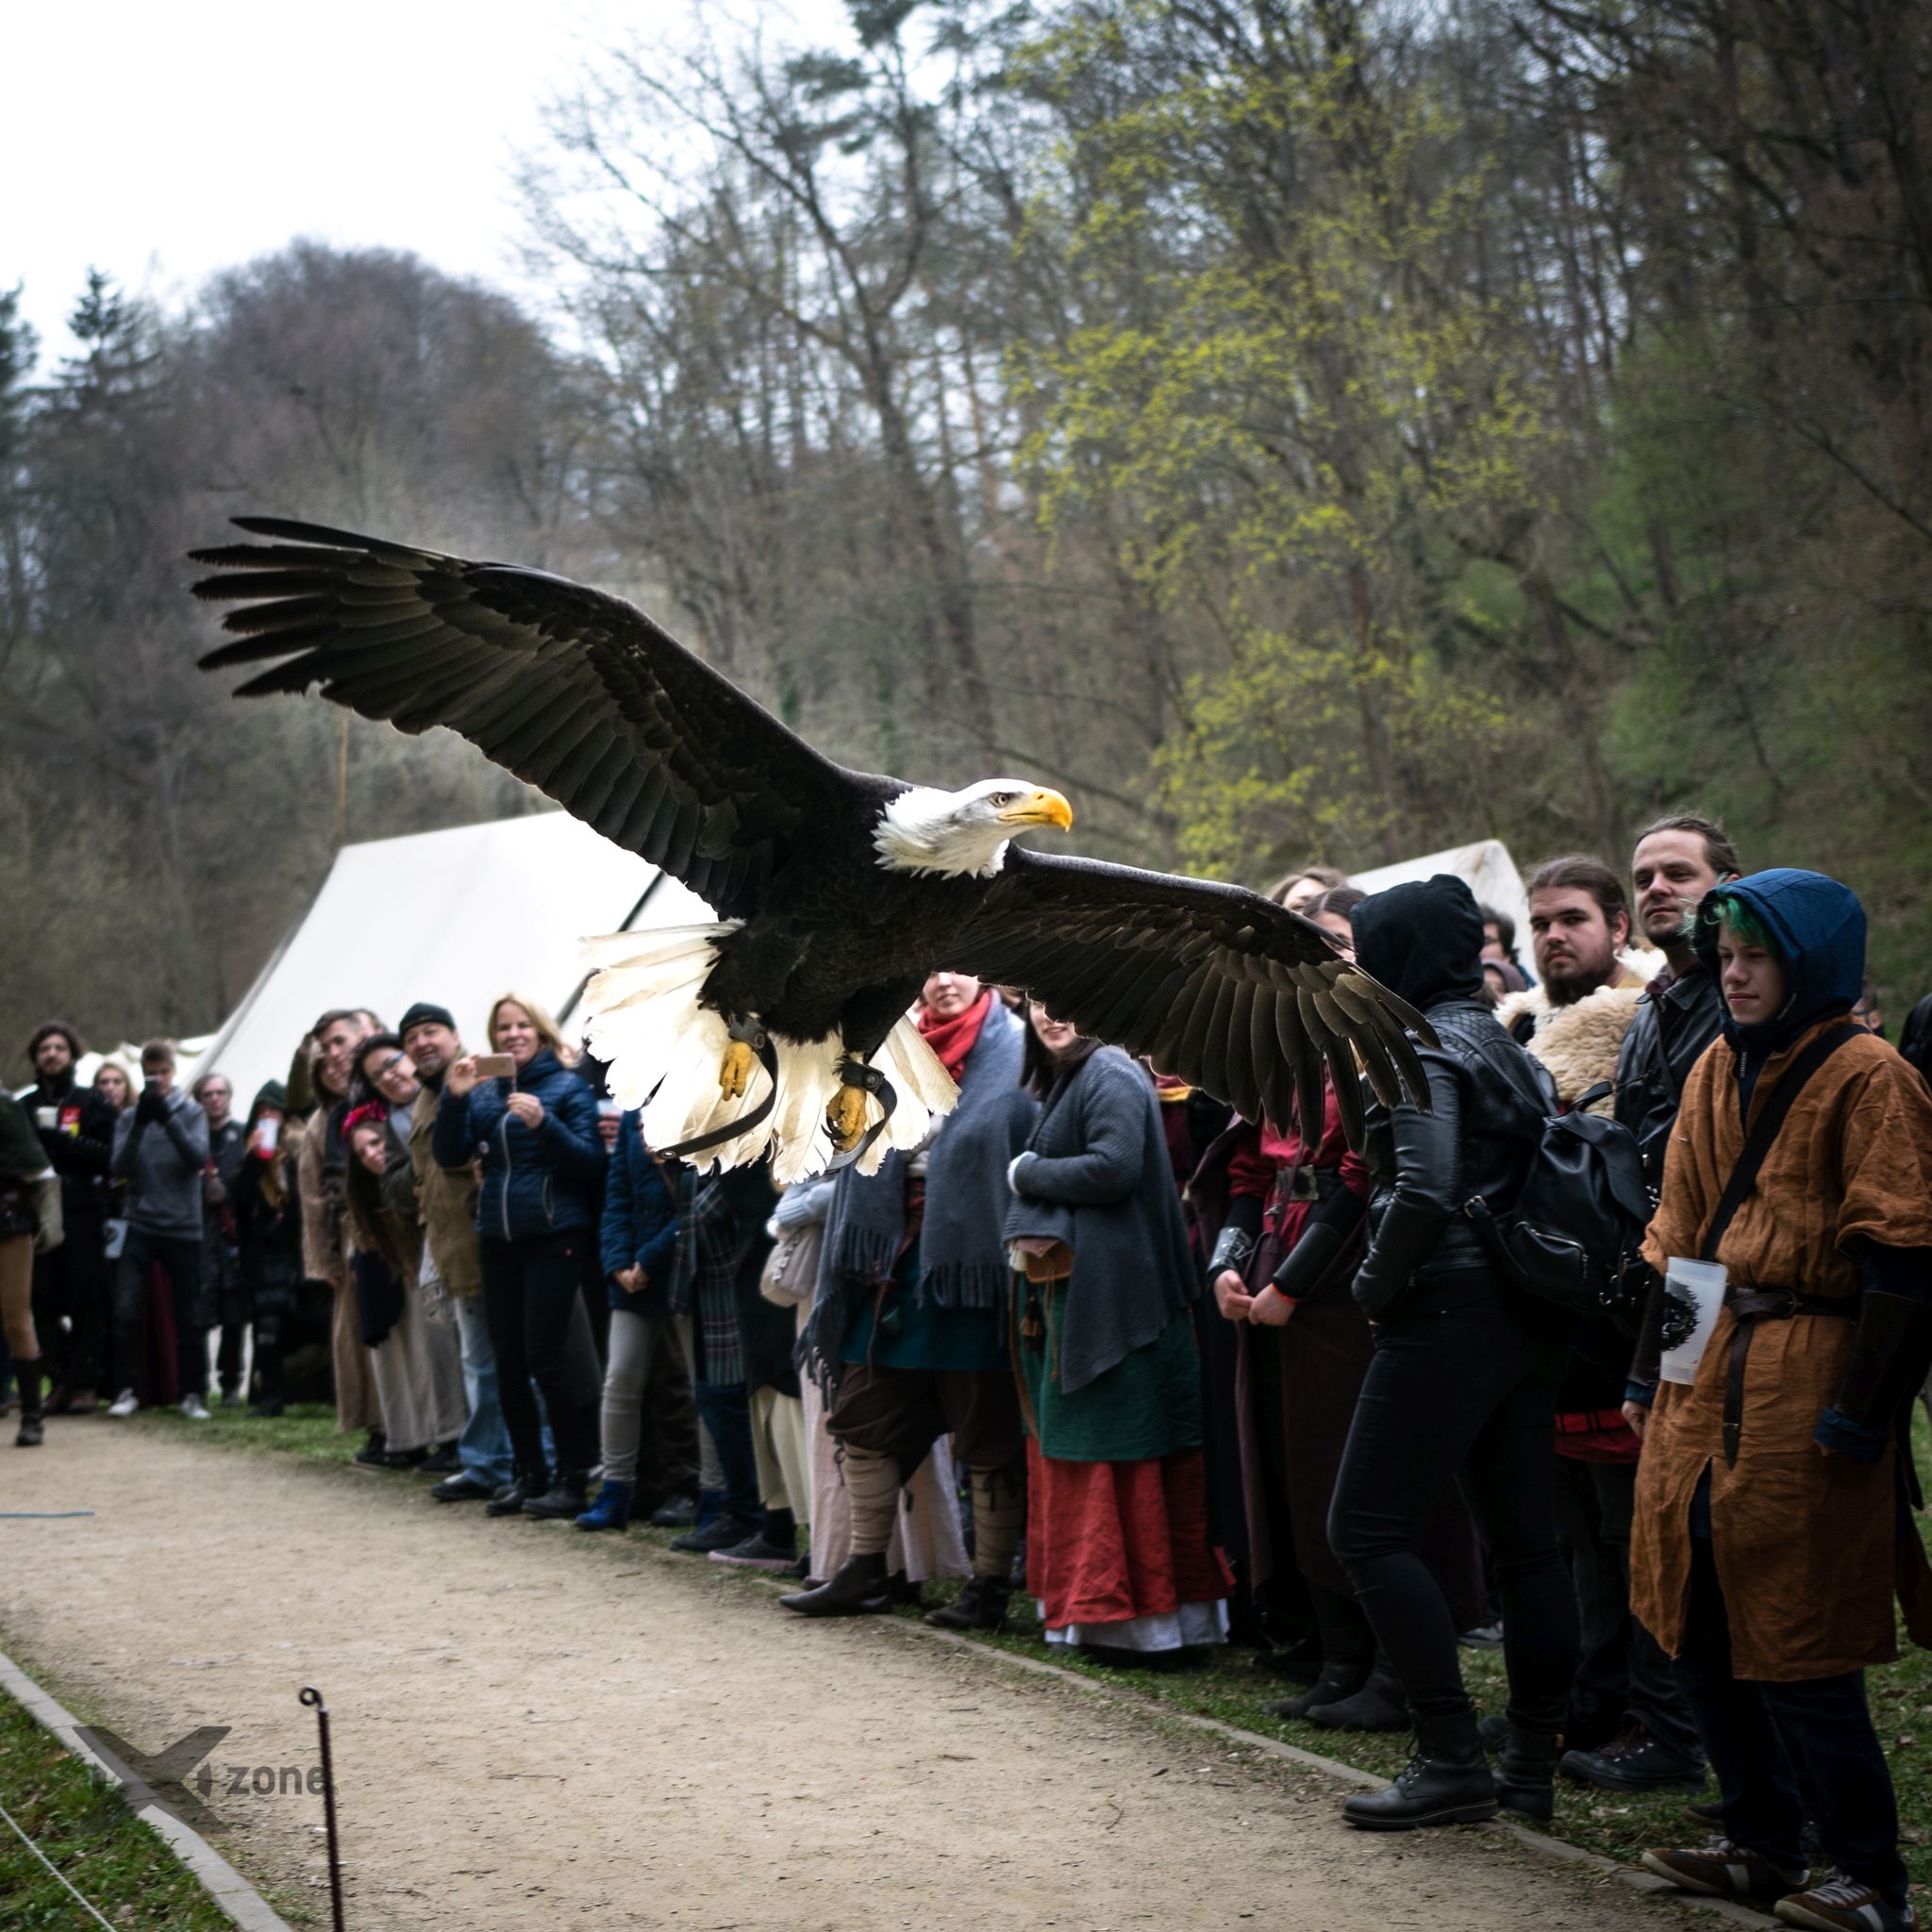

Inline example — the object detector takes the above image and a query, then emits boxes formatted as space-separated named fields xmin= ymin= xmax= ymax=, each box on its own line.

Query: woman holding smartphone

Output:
xmin=434 ymin=991 xmax=605 ymax=1519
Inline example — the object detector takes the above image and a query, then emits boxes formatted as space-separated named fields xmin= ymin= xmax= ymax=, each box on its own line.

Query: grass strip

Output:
xmin=0 ymin=1679 xmax=238 ymax=1930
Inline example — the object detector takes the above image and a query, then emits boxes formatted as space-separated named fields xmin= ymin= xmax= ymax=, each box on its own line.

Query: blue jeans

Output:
xmin=1673 ymin=1522 xmax=1906 ymax=1905
xmin=694 ymin=1379 xmax=761 ymax=1523
xmin=453 ymin=1291 xmax=553 ymax=1487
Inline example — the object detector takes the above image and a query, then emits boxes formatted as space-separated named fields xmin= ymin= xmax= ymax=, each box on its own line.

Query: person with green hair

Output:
xmin=1627 ymin=869 xmax=1932 ymax=1932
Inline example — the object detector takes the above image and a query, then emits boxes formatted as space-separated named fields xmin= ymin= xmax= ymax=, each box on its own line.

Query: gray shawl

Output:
xmin=1003 ymin=1045 xmax=1198 ymax=1394
xmin=803 ymin=999 xmax=1036 ymax=1383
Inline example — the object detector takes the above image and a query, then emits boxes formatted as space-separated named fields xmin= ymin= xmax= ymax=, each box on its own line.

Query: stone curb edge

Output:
xmin=0 ymin=1643 xmax=296 ymax=1932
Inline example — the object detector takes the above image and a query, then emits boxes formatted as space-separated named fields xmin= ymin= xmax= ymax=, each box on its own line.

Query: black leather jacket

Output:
xmin=1354 ymin=997 xmax=1549 ymax=1320
xmin=1612 ymin=959 xmax=1725 ymax=1198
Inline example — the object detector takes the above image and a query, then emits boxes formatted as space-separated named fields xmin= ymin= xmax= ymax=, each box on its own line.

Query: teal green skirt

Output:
xmin=1011 ymin=1276 xmax=1203 ymax=1463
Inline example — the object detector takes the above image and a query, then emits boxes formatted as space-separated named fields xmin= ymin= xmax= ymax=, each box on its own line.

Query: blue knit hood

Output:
xmin=1693 ymin=867 xmax=1865 ymax=1054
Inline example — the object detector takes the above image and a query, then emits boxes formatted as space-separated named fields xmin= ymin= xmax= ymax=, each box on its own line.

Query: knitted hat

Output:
xmin=397 ymin=1001 xmax=456 ymax=1037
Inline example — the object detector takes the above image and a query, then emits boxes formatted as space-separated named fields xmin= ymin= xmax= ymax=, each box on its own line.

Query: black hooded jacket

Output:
xmin=22 ymin=1072 xmax=118 ymax=1212
xmin=1349 ymin=875 xmax=1550 ymax=1319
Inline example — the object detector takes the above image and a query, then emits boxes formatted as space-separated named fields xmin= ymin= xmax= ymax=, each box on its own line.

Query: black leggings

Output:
xmin=478 ymin=1231 xmax=600 ymax=1478
xmin=1328 ymin=1275 xmax=1576 ymax=1730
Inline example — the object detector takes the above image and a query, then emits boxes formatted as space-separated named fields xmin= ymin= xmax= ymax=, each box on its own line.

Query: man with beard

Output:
xmin=1498 ymin=858 xmax=1691 ymax=1774
xmin=1553 ymin=816 xmax=1742 ymax=1796
xmin=22 ymin=1022 xmax=117 ymax=1413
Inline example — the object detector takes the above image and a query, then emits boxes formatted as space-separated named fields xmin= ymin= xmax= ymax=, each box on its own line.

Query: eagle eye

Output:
xmin=988 ymin=790 xmax=1016 ymax=807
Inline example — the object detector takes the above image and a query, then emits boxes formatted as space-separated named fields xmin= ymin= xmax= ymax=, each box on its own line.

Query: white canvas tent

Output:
xmin=1349 ymin=838 xmax=1528 ymax=941
xmin=186 ymin=814 xmax=714 ymax=1108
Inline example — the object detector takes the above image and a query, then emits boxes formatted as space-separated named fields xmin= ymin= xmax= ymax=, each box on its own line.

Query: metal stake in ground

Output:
xmin=299 ymin=1687 xmax=344 ymax=1932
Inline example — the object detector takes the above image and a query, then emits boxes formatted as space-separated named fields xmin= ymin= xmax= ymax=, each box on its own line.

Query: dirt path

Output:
xmin=3 ymin=1424 xmax=1688 ymax=1931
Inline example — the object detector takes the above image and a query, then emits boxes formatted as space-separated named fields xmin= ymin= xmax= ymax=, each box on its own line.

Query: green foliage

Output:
xmin=1013 ymin=19 xmax=1557 ymax=872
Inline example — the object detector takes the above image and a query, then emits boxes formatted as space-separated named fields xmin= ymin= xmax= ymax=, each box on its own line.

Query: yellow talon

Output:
xmin=829 ymin=1082 xmax=869 ymax=1153
xmin=719 ymin=1039 xmax=757 ymax=1100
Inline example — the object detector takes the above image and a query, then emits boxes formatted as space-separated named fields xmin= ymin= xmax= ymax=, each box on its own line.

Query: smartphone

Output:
xmin=473 ymin=1054 xmax=516 ymax=1080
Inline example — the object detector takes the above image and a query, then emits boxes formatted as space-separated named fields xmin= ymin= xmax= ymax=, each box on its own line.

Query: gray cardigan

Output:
xmin=111 ymin=1089 xmax=209 ymax=1239
xmin=1003 ymin=1045 xmax=1198 ymax=1393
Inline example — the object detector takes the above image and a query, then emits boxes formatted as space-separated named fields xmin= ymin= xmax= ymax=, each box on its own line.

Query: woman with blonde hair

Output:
xmin=92 ymin=1059 xmax=138 ymax=1111
xmin=435 ymin=991 xmax=605 ymax=1520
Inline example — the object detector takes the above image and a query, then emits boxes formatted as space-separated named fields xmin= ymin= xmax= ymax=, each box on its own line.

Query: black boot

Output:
xmin=487 ymin=1467 xmax=549 ymax=1517
xmin=523 ymin=1471 xmax=591 ymax=1520
xmin=925 ymin=1574 xmax=1012 ymax=1631
xmin=1341 ymin=1709 xmax=1499 ymax=1831
xmin=14 ymin=1360 xmax=43 ymax=1447
xmin=779 ymin=1551 xmax=891 ymax=1618
xmin=1494 ymin=1723 xmax=1561 ymax=1823
xmin=1306 ymin=1662 xmax=1409 ymax=1733
xmin=1263 ymin=1663 xmax=1366 ymax=1722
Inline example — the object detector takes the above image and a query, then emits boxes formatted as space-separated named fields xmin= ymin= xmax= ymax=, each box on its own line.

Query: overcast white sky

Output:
xmin=6 ymin=0 xmax=857 ymax=370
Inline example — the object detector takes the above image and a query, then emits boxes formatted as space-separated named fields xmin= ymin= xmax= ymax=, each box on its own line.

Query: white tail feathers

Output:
xmin=579 ymin=924 xmax=959 ymax=1184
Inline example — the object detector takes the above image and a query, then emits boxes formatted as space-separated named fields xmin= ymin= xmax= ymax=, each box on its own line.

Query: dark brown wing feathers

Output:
xmin=955 ymin=849 xmax=1438 ymax=1134
xmin=190 ymin=516 xmax=874 ymax=920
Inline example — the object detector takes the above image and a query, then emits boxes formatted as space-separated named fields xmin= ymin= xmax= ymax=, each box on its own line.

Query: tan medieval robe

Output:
xmin=1632 ymin=1019 xmax=1932 ymax=1680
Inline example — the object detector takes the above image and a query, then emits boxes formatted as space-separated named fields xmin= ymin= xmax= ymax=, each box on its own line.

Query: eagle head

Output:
xmin=874 ymin=779 xmax=1074 ymax=878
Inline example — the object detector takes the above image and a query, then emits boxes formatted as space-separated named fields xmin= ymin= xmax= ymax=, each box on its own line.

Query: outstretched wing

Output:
xmin=955 ymin=849 xmax=1435 ymax=1141
xmin=190 ymin=518 xmax=881 ymax=919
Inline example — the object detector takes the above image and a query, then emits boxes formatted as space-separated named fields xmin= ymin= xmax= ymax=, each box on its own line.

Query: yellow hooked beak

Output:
xmin=999 ymin=788 xmax=1074 ymax=833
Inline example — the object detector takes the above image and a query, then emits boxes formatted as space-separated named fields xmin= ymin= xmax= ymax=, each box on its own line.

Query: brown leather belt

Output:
xmin=1721 ymin=1287 xmax=1856 ymax=1466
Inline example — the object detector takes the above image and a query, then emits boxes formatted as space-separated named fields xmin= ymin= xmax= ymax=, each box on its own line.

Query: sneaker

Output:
xmin=66 ymin=1389 xmax=99 ymax=1415
xmin=352 ymin=1430 xmax=390 ymax=1470
xmin=1775 ymin=1870 xmax=1917 ymax=1932
xmin=107 ymin=1389 xmax=140 ymax=1418
xmin=709 ymin=1529 xmax=804 ymax=1572
xmin=1641 ymin=1839 xmax=1808 ymax=1904
xmin=1561 ymin=1726 xmax=1706 ymax=1793
xmin=180 ymin=1393 xmax=212 ymax=1421
xmin=220 ymin=1391 xmax=243 ymax=1409
xmin=1458 ymin=1621 xmax=1505 ymax=1649
xmin=418 ymin=1441 xmax=461 ymax=1476
xmin=649 ymin=1492 xmax=699 ymax=1528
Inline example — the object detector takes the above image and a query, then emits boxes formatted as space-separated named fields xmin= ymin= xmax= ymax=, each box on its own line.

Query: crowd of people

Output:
xmin=6 ymin=814 xmax=1932 ymax=1932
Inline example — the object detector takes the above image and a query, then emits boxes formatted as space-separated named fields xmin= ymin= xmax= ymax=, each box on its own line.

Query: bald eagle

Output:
xmin=191 ymin=519 xmax=1432 ymax=1182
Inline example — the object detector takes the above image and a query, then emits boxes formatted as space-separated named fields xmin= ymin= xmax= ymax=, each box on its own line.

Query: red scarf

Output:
xmin=917 ymin=988 xmax=993 ymax=1082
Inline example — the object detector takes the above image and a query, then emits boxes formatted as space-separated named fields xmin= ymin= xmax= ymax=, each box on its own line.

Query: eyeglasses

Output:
xmin=370 ymin=1054 xmax=408 ymax=1083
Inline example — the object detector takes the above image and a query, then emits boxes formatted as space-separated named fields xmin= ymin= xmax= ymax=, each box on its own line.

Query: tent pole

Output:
xmin=335 ymin=714 xmax=350 ymax=846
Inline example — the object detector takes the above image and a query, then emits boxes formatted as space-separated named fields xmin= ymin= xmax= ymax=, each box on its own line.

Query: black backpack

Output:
xmin=1463 ymin=1075 xmax=1654 ymax=1324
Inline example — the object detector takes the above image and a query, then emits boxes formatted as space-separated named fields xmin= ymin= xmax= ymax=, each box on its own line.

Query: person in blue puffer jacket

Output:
xmin=434 ymin=991 xmax=605 ymax=1520
xmin=575 ymin=1114 xmax=690 ymax=1532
